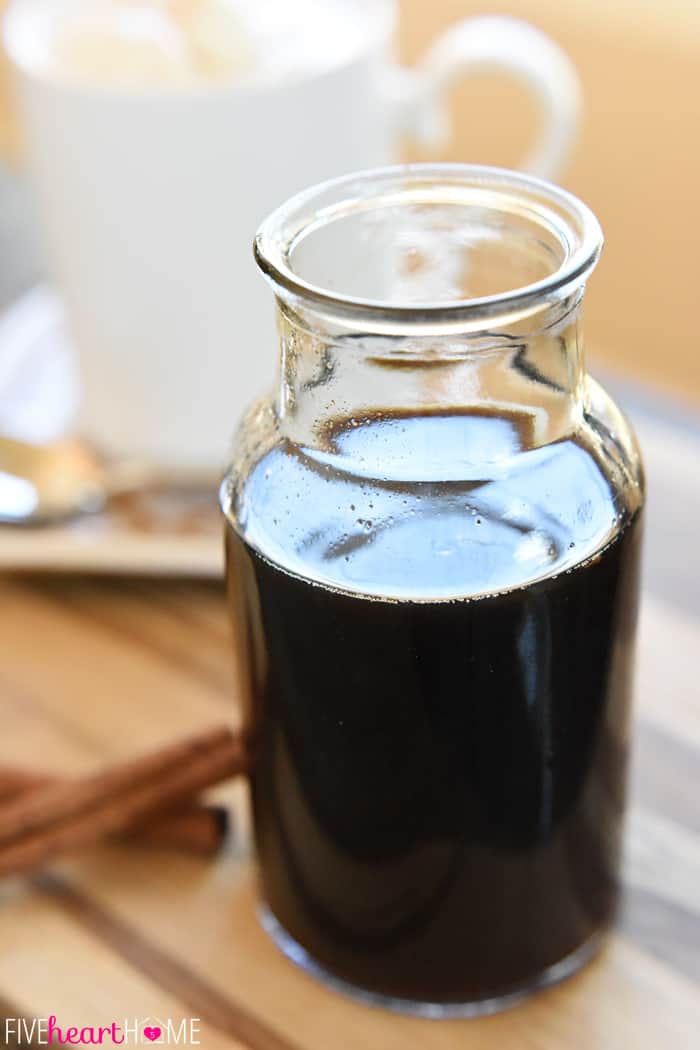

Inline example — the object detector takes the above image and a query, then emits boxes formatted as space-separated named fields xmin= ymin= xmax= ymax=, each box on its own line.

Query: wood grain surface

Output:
xmin=0 ymin=403 xmax=698 ymax=1047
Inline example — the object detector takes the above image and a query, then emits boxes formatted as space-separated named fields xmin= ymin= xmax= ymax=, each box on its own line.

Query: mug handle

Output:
xmin=389 ymin=16 xmax=581 ymax=180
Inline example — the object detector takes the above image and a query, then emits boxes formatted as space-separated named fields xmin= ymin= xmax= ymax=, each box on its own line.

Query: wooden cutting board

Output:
xmin=0 ymin=572 xmax=697 ymax=1049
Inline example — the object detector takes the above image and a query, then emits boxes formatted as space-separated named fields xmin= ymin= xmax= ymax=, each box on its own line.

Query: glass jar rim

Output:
xmin=254 ymin=163 xmax=603 ymax=329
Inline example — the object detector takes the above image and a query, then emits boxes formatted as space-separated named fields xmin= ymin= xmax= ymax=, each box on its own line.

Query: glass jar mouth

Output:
xmin=254 ymin=163 xmax=603 ymax=331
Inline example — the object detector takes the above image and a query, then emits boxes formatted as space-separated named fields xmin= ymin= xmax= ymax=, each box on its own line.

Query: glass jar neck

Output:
xmin=275 ymin=291 xmax=585 ymax=477
xmin=254 ymin=164 xmax=602 ymax=480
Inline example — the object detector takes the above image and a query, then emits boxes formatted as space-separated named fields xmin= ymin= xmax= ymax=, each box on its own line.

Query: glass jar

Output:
xmin=221 ymin=165 xmax=644 ymax=1016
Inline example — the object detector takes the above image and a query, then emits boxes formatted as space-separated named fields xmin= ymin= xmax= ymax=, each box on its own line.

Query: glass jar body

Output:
xmin=223 ymin=382 xmax=642 ymax=1013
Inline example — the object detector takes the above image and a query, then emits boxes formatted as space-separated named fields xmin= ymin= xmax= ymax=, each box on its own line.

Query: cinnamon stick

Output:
xmin=0 ymin=726 xmax=249 ymax=877
xmin=134 ymin=804 xmax=231 ymax=855
xmin=0 ymin=768 xmax=231 ymax=855
xmin=0 ymin=768 xmax=52 ymax=803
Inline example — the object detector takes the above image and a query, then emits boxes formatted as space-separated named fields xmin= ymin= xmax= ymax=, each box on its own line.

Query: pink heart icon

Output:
xmin=143 ymin=1028 xmax=161 ymax=1043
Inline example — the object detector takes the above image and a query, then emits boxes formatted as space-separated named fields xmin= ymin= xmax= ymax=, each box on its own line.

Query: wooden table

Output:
xmin=0 ymin=398 xmax=698 ymax=1049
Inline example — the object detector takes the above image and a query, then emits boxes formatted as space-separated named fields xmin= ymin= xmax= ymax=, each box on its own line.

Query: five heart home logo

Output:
xmin=3 ymin=1014 xmax=201 ymax=1045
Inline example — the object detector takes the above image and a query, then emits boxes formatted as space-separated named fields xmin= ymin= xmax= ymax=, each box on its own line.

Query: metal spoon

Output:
xmin=0 ymin=435 xmax=218 ymax=526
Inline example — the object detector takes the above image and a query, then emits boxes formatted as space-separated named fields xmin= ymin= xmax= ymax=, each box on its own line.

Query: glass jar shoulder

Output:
xmin=222 ymin=386 xmax=644 ymax=601
xmin=581 ymin=376 xmax=645 ymax=520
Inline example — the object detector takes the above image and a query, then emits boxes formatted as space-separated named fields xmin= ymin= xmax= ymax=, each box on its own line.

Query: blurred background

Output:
xmin=0 ymin=0 xmax=698 ymax=402
xmin=398 ymin=0 xmax=700 ymax=403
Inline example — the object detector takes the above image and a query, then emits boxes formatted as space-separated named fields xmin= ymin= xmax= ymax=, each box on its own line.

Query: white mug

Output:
xmin=3 ymin=0 xmax=581 ymax=470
